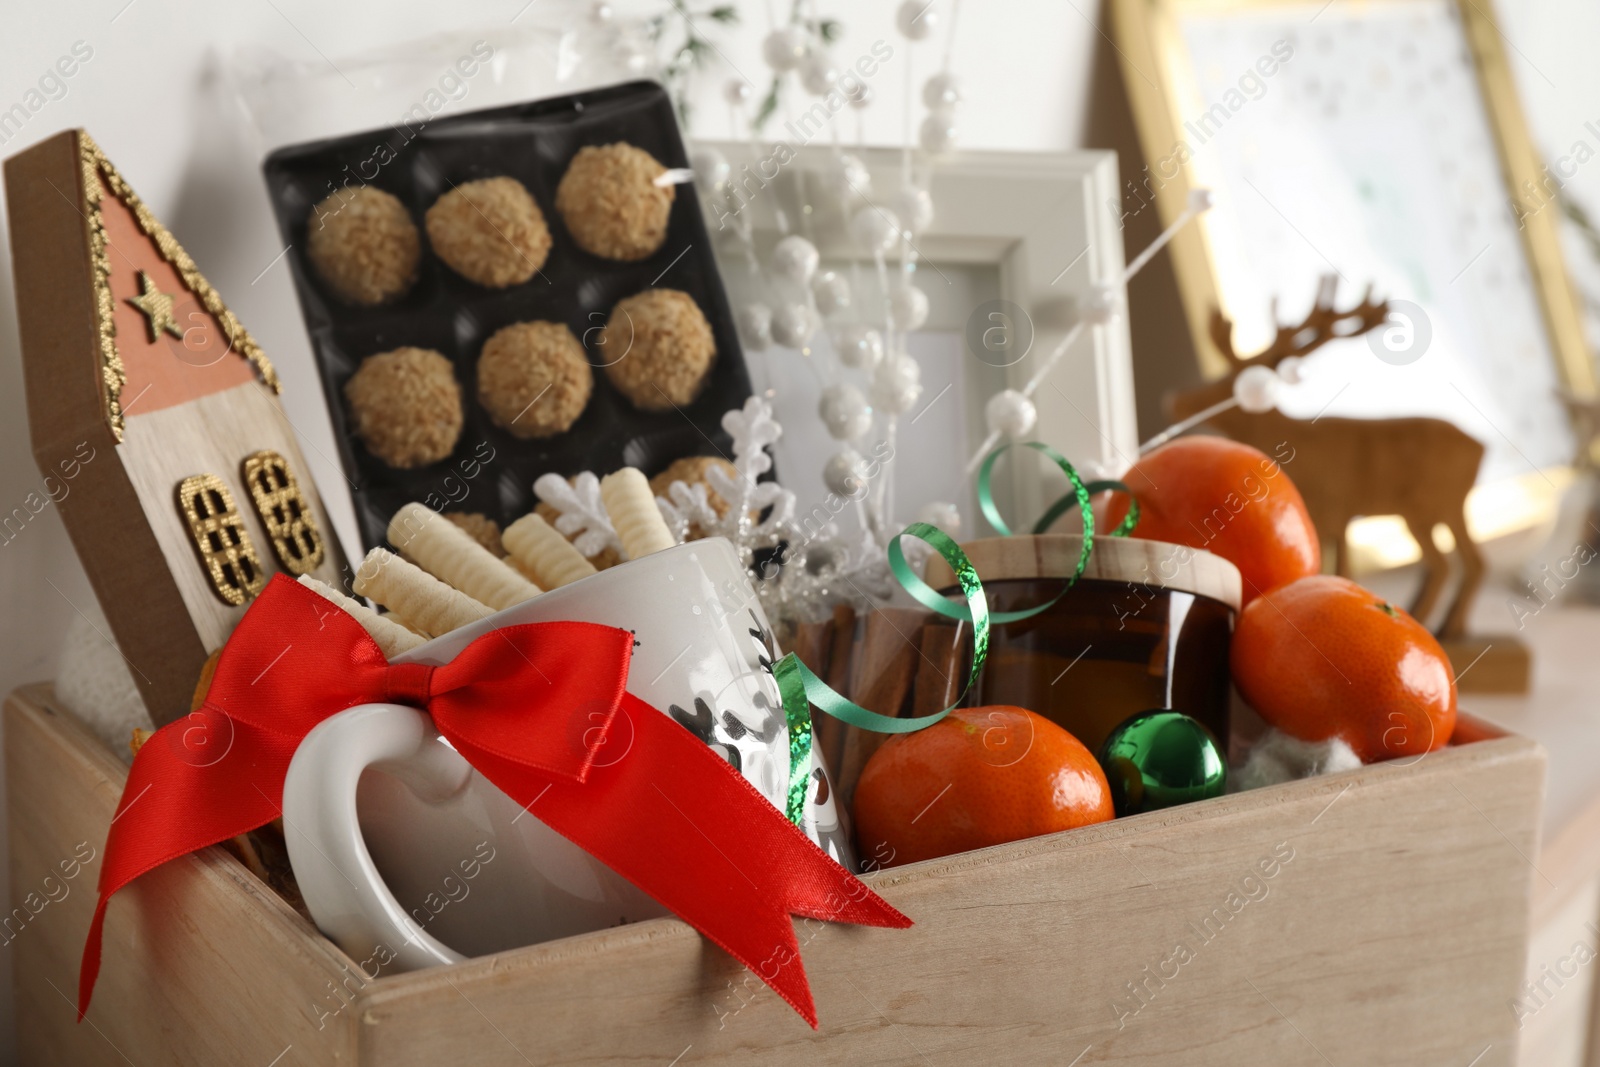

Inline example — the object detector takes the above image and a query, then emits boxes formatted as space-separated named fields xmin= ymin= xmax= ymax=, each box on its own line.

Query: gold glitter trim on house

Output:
xmin=176 ymin=472 xmax=268 ymax=606
xmin=241 ymin=449 xmax=325 ymax=576
xmin=77 ymin=131 xmax=281 ymax=442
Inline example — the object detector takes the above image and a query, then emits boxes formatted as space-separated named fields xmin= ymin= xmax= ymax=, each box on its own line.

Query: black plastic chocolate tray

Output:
xmin=262 ymin=80 xmax=751 ymax=556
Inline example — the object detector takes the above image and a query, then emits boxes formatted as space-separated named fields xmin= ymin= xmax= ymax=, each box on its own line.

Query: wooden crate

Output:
xmin=7 ymin=682 xmax=1543 ymax=1066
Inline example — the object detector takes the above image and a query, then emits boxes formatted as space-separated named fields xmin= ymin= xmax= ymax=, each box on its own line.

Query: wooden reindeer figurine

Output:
xmin=1169 ymin=275 xmax=1488 ymax=644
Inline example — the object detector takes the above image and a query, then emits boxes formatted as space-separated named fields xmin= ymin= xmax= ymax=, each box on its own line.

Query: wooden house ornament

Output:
xmin=6 ymin=130 xmax=348 ymax=725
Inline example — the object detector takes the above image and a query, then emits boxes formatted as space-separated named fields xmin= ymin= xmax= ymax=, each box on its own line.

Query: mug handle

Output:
xmin=281 ymin=703 xmax=472 ymax=972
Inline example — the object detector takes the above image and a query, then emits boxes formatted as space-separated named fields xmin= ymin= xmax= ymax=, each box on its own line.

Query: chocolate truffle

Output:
xmin=305 ymin=186 xmax=420 ymax=305
xmin=601 ymin=288 xmax=716 ymax=411
xmin=343 ymin=347 xmax=463 ymax=468
xmin=554 ymin=143 xmax=674 ymax=261
xmin=425 ymin=177 xmax=551 ymax=288
xmin=475 ymin=321 xmax=593 ymax=439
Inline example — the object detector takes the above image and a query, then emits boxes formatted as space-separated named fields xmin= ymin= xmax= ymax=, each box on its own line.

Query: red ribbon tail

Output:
xmin=76 ymin=716 xmax=295 ymax=1020
xmin=77 ymin=898 xmax=109 ymax=1021
xmin=446 ymin=693 xmax=911 ymax=1029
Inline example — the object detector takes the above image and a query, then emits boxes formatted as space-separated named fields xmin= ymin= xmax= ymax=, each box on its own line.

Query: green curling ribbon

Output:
xmin=773 ymin=521 xmax=988 ymax=825
xmin=773 ymin=447 xmax=1142 ymax=828
xmin=1036 ymin=479 xmax=1140 ymax=539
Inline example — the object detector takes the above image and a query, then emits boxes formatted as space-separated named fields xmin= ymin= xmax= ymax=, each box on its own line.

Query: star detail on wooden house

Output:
xmin=127 ymin=270 xmax=184 ymax=342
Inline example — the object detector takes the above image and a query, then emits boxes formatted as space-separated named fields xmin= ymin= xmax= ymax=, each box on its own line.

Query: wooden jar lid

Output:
xmin=924 ymin=535 xmax=1242 ymax=613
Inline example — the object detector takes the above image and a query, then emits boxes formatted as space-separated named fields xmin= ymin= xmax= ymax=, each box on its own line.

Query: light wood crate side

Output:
xmin=5 ymin=685 xmax=362 ymax=1066
xmin=355 ymin=733 xmax=1545 ymax=1067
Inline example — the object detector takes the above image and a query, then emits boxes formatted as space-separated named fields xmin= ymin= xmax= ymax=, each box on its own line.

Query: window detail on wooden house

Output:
xmin=176 ymin=473 xmax=267 ymax=606
xmin=241 ymin=450 xmax=324 ymax=576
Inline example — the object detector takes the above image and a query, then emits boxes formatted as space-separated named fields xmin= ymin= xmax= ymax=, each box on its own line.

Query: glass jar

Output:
xmin=926 ymin=535 xmax=1240 ymax=754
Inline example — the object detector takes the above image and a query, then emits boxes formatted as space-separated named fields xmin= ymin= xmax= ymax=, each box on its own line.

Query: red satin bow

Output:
xmin=80 ymin=575 xmax=908 ymax=1026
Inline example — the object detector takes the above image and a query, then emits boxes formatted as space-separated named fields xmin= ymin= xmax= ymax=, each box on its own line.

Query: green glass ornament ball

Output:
xmin=1096 ymin=710 xmax=1226 ymax=817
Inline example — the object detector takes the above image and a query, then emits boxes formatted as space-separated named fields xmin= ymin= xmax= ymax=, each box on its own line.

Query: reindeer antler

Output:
xmin=1210 ymin=274 xmax=1390 ymax=370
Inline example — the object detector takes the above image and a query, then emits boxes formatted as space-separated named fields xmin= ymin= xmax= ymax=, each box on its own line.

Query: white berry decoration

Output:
xmin=1232 ymin=364 xmax=1280 ymax=413
xmin=761 ymin=26 xmax=809 ymax=71
xmin=724 ymin=78 xmax=754 ymax=106
xmin=800 ymin=52 xmax=839 ymax=95
xmin=819 ymin=383 xmax=874 ymax=441
xmin=890 ymin=284 xmax=930 ymax=331
xmin=871 ymin=353 xmax=923 ymax=414
xmin=738 ymin=303 xmax=774 ymax=352
xmin=1080 ymin=285 xmax=1121 ymax=326
xmin=823 ymin=449 xmax=870 ymax=496
xmin=896 ymin=0 xmax=938 ymax=41
xmin=1276 ymin=355 xmax=1305 ymax=385
xmin=812 ymin=270 xmax=852 ymax=317
xmin=922 ymin=72 xmax=964 ymax=109
xmin=834 ymin=153 xmax=872 ymax=200
xmin=919 ymin=112 xmax=958 ymax=156
xmin=894 ymin=186 xmax=935 ymax=234
xmin=690 ymin=146 xmax=730 ymax=190
xmin=850 ymin=206 xmax=901 ymax=254
xmin=835 ymin=323 xmax=885 ymax=369
xmin=770 ymin=303 xmax=817 ymax=349
xmin=985 ymin=389 xmax=1037 ymax=439
xmin=770 ymin=234 xmax=820 ymax=285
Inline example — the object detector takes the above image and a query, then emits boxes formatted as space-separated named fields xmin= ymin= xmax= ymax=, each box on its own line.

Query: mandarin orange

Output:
xmin=1103 ymin=436 xmax=1319 ymax=605
xmin=1230 ymin=575 xmax=1456 ymax=762
xmin=852 ymin=706 xmax=1113 ymax=869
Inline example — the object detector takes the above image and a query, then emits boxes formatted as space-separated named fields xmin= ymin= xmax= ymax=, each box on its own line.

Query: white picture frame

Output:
xmin=696 ymin=142 xmax=1136 ymax=534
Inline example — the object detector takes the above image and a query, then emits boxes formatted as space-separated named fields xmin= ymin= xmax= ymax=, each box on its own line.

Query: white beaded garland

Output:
xmin=890 ymin=284 xmax=930 ymax=331
xmin=737 ymin=303 xmax=773 ymax=352
xmin=819 ymin=383 xmax=874 ymax=440
xmin=896 ymin=0 xmax=938 ymax=40
xmin=770 ymin=302 xmax=817 ymax=348
xmin=770 ymin=234 xmax=820 ymax=285
xmin=590 ymin=1 xmax=614 ymax=22
xmin=847 ymin=82 xmax=875 ymax=109
xmin=893 ymin=186 xmax=935 ymax=234
xmin=723 ymin=78 xmax=754 ymax=106
xmin=1188 ymin=187 xmax=1215 ymax=213
xmin=834 ymin=323 xmax=884 ymax=369
xmin=850 ymin=206 xmax=902 ymax=254
xmin=823 ymin=449 xmax=870 ymax=496
xmin=1232 ymin=364 xmax=1280 ymax=414
xmin=800 ymin=52 xmax=839 ymax=95
xmin=1276 ymin=355 xmax=1305 ymax=385
xmin=690 ymin=146 xmax=730 ymax=190
xmin=871 ymin=353 xmax=923 ymax=414
xmin=812 ymin=270 xmax=852 ymax=317
xmin=761 ymin=26 xmax=809 ymax=71
xmin=985 ymin=389 xmax=1037 ymax=439
xmin=922 ymin=72 xmax=965 ymax=110
xmin=919 ymin=112 xmax=958 ymax=156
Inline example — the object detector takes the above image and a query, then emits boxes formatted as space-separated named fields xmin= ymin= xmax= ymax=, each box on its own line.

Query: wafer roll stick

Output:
xmin=503 ymin=513 xmax=598 ymax=589
xmin=353 ymin=548 xmax=493 ymax=637
xmin=297 ymin=575 xmax=426 ymax=657
xmin=600 ymin=467 xmax=676 ymax=560
xmin=388 ymin=502 xmax=542 ymax=609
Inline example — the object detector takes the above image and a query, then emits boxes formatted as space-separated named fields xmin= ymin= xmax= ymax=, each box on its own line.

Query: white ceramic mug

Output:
xmin=282 ymin=538 xmax=851 ymax=974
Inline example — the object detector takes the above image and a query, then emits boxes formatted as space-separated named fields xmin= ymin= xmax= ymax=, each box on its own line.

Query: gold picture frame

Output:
xmin=1110 ymin=0 xmax=1593 ymax=394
